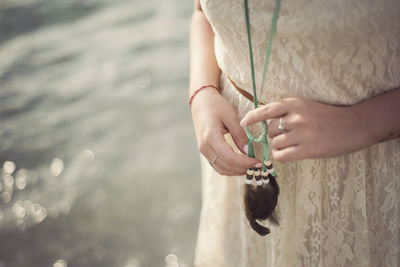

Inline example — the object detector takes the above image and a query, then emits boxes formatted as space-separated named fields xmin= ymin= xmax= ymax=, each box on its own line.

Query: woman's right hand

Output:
xmin=191 ymin=88 xmax=261 ymax=176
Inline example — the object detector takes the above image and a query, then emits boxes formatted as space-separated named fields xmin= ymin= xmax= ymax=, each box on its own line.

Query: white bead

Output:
xmin=264 ymin=160 xmax=272 ymax=167
xmin=267 ymin=167 xmax=275 ymax=174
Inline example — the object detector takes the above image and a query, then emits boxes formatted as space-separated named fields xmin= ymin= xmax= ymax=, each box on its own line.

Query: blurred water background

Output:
xmin=0 ymin=0 xmax=200 ymax=266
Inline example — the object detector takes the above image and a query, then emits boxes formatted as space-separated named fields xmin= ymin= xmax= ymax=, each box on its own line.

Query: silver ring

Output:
xmin=278 ymin=117 xmax=287 ymax=133
xmin=210 ymin=154 xmax=219 ymax=166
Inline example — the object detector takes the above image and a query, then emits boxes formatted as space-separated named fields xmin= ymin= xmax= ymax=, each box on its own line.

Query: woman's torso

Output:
xmin=201 ymin=0 xmax=400 ymax=105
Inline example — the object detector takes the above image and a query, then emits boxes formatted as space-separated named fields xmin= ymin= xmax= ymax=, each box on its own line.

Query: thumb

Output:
xmin=225 ymin=115 xmax=249 ymax=155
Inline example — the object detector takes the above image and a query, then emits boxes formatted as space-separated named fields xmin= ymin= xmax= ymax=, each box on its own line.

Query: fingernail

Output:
xmin=243 ymin=145 xmax=248 ymax=155
xmin=240 ymin=118 xmax=247 ymax=127
xmin=254 ymin=162 xmax=262 ymax=168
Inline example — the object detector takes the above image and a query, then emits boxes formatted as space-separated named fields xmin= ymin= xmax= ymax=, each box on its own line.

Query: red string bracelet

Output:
xmin=189 ymin=84 xmax=220 ymax=107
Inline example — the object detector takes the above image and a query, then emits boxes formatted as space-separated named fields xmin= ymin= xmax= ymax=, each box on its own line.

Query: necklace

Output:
xmin=242 ymin=0 xmax=282 ymax=236
xmin=244 ymin=0 xmax=280 ymax=172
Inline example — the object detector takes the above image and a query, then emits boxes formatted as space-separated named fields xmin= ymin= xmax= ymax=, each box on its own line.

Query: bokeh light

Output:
xmin=3 ymin=161 xmax=16 ymax=175
xmin=53 ymin=259 xmax=67 ymax=267
xmin=49 ymin=158 xmax=64 ymax=177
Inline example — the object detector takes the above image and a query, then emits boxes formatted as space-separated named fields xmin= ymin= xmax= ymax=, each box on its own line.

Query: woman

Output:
xmin=189 ymin=0 xmax=400 ymax=266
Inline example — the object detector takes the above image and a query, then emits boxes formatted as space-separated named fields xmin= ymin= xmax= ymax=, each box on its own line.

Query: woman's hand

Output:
xmin=191 ymin=88 xmax=261 ymax=176
xmin=240 ymin=97 xmax=368 ymax=162
xmin=189 ymin=0 xmax=261 ymax=175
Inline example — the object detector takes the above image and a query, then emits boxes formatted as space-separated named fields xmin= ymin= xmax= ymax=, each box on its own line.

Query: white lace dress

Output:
xmin=194 ymin=0 xmax=400 ymax=266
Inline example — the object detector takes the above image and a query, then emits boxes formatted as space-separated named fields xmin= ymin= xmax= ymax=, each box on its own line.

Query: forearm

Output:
xmin=189 ymin=7 xmax=221 ymax=100
xmin=353 ymin=87 xmax=400 ymax=145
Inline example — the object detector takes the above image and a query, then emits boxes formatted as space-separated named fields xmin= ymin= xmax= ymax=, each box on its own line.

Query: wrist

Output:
xmin=189 ymin=84 xmax=220 ymax=108
xmin=349 ymin=104 xmax=381 ymax=148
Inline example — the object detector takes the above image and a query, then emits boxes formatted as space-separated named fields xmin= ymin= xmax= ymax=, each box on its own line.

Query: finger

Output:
xmin=210 ymin=133 xmax=260 ymax=173
xmin=198 ymin=138 xmax=219 ymax=164
xmin=202 ymin=128 xmax=260 ymax=175
xmin=267 ymin=118 xmax=280 ymax=138
xmin=211 ymin=161 xmax=234 ymax=176
xmin=271 ymin=131 xmax=298 ymax=150
xmin=240 ymin=100 xmax=290 ymax=127
xmin=203 ymin=147 xmax=239 ymax=176
xmin=212 ymin=158 xmax=244 ymax=176
xmin=267 ymin=117 xmax=291 ymax=138
xmin=272 ymin=144 xmax=307 ymax=162
xmin=224 ymin=114 xmax=249 ymax=154
xmin=214 ymin=156 xmax=259 ymax=176
xmin=214 ymin=146 xmax=260 ymax=175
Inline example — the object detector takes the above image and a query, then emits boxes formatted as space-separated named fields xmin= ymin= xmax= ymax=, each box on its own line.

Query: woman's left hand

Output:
xmin=240 ymin=97 xmax=368 ymax=162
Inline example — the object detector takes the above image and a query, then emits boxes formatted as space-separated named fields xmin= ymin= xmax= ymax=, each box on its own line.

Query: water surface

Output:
xmin=0 ymin=1 xmax=200 ymax=266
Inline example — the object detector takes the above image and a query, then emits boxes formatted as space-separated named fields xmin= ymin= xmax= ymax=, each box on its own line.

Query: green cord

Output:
xmin=260 ymin=0 xmax=281 ymax=96
xmin=243 ymin=0 xmax=280 ymax=169
xmin=244 ymin=0 xmax=259 ymax=109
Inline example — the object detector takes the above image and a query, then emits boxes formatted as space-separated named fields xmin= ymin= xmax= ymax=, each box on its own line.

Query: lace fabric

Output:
xmin=194 ymin=0 xmax=400 ymax=266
